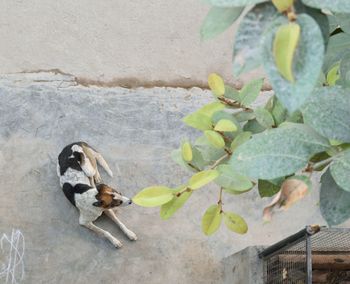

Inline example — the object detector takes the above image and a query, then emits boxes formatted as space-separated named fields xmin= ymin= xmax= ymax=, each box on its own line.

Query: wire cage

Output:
xmin=259 ymin=226 xmax=350 ymax=284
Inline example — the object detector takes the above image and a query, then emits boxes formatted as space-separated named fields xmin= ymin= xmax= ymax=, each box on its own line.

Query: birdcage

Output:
xmin=259 ymin=226 xmax=350 ymax=284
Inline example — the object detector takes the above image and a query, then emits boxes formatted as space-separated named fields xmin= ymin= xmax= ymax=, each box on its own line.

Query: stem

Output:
xmin=188 ymin=163 xmax=201 ymax=172
xmin=218 ymin=97 xmax=251 ymax=111
xmin=176 ymin=187 xmax=191 ymax=197
xmin=216 ymin=130 xmax=232 ymax=144
xmin=311 ymin=157 xmax=334 ymax=170
xmin=218 ymin=187 xmax=223 ymax=213
xmin=210 ymin=153 xmax=230 ymax=169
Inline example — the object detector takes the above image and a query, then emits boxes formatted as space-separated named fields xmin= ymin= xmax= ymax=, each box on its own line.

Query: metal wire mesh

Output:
xmin=261 ymin=227 xmax=350 ymax=284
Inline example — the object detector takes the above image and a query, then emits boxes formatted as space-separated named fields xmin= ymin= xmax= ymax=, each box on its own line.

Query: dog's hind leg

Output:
xmin=79 ymin=219 xmax=123 ymax=248
xmin=104 ymin=209 xmax=137 ymax=241
xmin=93 ymin=151 xmax=113 ymax=177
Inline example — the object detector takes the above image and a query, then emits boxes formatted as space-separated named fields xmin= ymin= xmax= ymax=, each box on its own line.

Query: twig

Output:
xmin=210 ymin=153 xmax=230 ymax=169
xmin=218 ymin=97 xmax=251 ymax=111
xmin=218 ymin=187 xmax=223 ymax=213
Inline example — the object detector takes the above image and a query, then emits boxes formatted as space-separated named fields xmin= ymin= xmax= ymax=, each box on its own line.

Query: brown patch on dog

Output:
xmin=95 ymin=184 xmax=122 ymax=208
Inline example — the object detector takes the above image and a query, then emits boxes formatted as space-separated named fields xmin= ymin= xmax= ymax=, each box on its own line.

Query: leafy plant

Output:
xmin=133 ymin=0 xmax=350 ymax=235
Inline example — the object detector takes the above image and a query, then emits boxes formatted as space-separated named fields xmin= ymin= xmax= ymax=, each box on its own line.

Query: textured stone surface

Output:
xmin=0 ymin=73 xmax=327 ymax=284
xmin=0 ymin=0 xmax=266 ymax=88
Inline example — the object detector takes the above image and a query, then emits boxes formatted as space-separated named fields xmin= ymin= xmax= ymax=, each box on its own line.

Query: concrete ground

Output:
xmin=0 ymin=72 xmax=328 ymax=284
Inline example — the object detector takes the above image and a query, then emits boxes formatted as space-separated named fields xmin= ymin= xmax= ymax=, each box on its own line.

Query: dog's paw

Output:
xmin=126 ymin=230 xmax=137 ymax=241
xmin=94 ymin=175 xmax=102 ymax=184
xmin=111 ymin=238 xmax=123 ymax=248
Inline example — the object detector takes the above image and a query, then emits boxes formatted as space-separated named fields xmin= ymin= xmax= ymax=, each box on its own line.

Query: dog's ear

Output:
xmin=92 ymin=200 xmax=104 ymax=207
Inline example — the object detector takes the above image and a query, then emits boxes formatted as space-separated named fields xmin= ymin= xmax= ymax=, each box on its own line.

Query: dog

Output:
xmin=57 ymin=142 xmax=137 ymax=248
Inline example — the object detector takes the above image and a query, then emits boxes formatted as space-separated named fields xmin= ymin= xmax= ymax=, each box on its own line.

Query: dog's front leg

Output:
xmin=79 ymin=220 xmax=123 ymax=248
xmin=105 ymin=209 xmax=137 ymax=241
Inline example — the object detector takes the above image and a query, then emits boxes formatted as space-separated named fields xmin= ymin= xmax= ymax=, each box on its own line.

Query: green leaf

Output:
xmin=202 ymin=205 xmax=222 ymax=236
xmin=133 ymin=186 xmax=174 ymax=207
xmin=160 ymin=189 xmax=192 ymax=220
xmin=230 ymin=123 xmax=330 ymax=179
xmin=330 ymin=150 xmax=350 ymax=192
xmin=234 ymin=111 xmax=255 ymax=122
xmin=320 ymin=169 xmax=350 ymax=226
xmin=215 ymin=164 xmax=253 ymax=191
xmin=239 ymin=78 xmax=264 ymax=107
xmin=224 ymin=188 xmax=252 ymax=195
xmin=233 ymin=3 xmax=277 ymax=76
xmin=273 ymin=23 xmax=300 ymax=82
xmin=214 ymin=119 xmax=237 ymax=132
xmin=171 ymin=147 xmax=206 ymax=172
xmin=194 ymin=135 xmax=226 ymax=163
xmin=201 ymin=7 xmax=243 ymax=40
xmin=262 ymin=14 xmax=324 ymax=112
xmin=254 ymin=107 xmax=275 ymax=128
xmin=189 ymin=170 xmax=219 ymax=190
xmin=230 ymin=131 xmax=252 ymax=152
xmin=223 ymin=212 xmax=248 ymax=234
xmin=326 ymin=64 xmax=340 ymax=86
xmin=272 ymin=0 xmax=293 ymax=12
xmin=302 ymin=87 xmax=350 ymax=143
xmin=301 ymin=0 xmax=350 ymax=13
xmin=198 ymin=102 xmax=226 ymax=117
xmin=335 ymin=13 xmax=350 ymax=34
xmin=224 ymin=85 xmax=241 ymax=101
xmin=212 ymin=111 xmax=241 ymax=133
xmin=207 ymin=0 xmax=267 ymax=7
xmin=181 ymin=141 xmax=193 ymax=162
xmin=208 ymin=73 xmax=225 ymax=97
xmin=270 ymin=96 xmax=288 ymax=126
xmin=339 ymin=51 xmax=350 ymax=87
xmin=258 ymin=179 xmax=282 ymax=197
xmin=323 ymin=33 xmax=350 ymax=73
xmin=243 ymin=118 xmax=266 ymax=134
xmin=183 ymin=112 xmax=212 ymax=131
xmin=204 ymin=130 xmax=226 ymax=148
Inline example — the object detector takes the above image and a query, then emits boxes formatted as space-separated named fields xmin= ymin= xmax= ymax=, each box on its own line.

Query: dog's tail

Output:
xmin=94 ymin=152 xmax=113 ymax=177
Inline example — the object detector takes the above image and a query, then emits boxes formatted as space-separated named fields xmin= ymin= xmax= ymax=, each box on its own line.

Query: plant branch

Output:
xmin=218 ymin=97 xmax=251 ymax=111
xmin=176 ymin=187 xmax=191 ymax=197
xmin=218 ymin=187 xmax=223 ymax=213
xmin=210 ymin=153 xmax=230 ymax=169
xmin=311 ymin=157 xmax=334 ymax=170
xmin=188 ymin=163 xmax=201 ymax=172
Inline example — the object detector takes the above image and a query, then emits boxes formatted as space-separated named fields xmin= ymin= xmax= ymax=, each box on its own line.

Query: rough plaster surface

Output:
xmin=0 ymin=0 xmax=265 ymax=88
xmin=0 ymin=73 xmax=328 ymax=284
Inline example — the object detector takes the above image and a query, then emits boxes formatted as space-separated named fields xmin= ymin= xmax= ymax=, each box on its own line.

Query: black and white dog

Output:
xmin=57 ymin=142 xmax=137 ymax=248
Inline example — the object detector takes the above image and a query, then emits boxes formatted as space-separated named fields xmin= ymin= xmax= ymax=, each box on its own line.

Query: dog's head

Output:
xmin=93 ymin=184 xmax=132 ymax=209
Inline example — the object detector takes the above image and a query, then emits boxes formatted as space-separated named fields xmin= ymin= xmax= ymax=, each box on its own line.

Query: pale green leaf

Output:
xmin=223 ymin=212 xmax=248 ymax=234
xmin=239 ymin=78 xmax=264 ymax=107
xmin=201 ymin=7 xmax=243 ymax=40
xmin=323 ymin=33 xmax=350 ymax=73
xmin=273 ymin=23 xmax=300 ymax=82
xmin=262 ymin=14 xmax=324 ymax=112
xmin=272 ymin=0 xmax=293 ymax=12
xmin=160 ymin=189 xmax=192 ymax=220
xmin=234 ymin=111 xmax=255 ymax=122
xmin=254 ymin=107 xmax=275 ymax=128
xmin=204 ymin=130 xmax=226 ymax=149
xmin=301 ymin=0 xmax=350 ymax=13
xmin=198 ymin=102 xmax=226 ymax=117
xmin=208 ymin=73 xmax=225 ymax=97
xmin=181 ymin=141 xmax=193 ymax=162
xmin=202 ymin=205 xmax=222 ymax=236
xmin=339 ymin=52 xmax=350 ymax=87
xmin=171 ymin=147 xmax=206 ymax=172
xmin=189 ymin=170 xmax=219 ymax=190
xmin=215 ymin=164 xmax=253 ymax=191
xmin=330 ymin=149 xmax=350 ymax=192
xmin=320 ymin=169 xmax=350 ymax=226
xmin=233 ymin=3 xmax=277 ymax=76
xmin=214 ymin=119 xmax=237 ymax=132
xmin=229 ymin=123 xmax=330 ymax=179
xmin=133 ymin=186 xmax=174 ymax=207
xmin=302 ymin=87 xmax=350 ymax=142
xmin=224 ymin=85 xmax=240 ymax=101
xmin=243 ymin=118 xmax=266 ymax=134
xmin=183 ymin=112 xmax=212 ymax=131
xmin=230 ymin=131 xmax=252 ymax=152
xmin=326 ymin=64 xmax=340 ymax=86
xmin=194 ymin=135 xmax=226 ymax=163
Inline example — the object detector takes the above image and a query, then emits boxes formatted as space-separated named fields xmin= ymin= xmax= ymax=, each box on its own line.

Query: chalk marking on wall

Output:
xmin=0 ymin=229 xmax=25 ymax=284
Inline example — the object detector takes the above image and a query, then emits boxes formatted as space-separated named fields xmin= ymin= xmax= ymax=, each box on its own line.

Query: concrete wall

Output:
xmin=0 ymin=0 xmax=261 ymax=88
xmin=0 ymin=73 xmax=332 ymax=284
